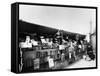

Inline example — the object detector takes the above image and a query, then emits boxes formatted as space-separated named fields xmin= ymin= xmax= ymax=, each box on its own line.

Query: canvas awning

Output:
xmin=19 ymin=20 xmax=85 ymax=40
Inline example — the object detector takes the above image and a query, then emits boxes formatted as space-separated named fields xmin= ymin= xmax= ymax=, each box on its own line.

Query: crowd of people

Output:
xmin=19 ymin=30 xmax=95 ymax=71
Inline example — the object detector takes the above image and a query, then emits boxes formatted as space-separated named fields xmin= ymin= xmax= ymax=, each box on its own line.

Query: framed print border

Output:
xmin=11 ymin=2 xmax=98 ymax=73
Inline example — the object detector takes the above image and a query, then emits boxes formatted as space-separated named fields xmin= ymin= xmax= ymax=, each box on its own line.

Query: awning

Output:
xmin=19 ymin=20 xmax=86 ymax=40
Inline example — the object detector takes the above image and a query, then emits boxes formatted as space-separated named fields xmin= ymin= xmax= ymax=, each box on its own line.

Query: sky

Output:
xmin=19 ymin=5 xmax=96 ymax=35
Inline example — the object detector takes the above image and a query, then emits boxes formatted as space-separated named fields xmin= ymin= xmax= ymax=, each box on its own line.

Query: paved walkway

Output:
xmin=65 ymin=59 xmax=96 ymax=68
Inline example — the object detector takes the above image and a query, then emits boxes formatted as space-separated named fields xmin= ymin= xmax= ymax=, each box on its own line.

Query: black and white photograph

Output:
xmin=11 ymin=2 xmax=97 ymax=73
